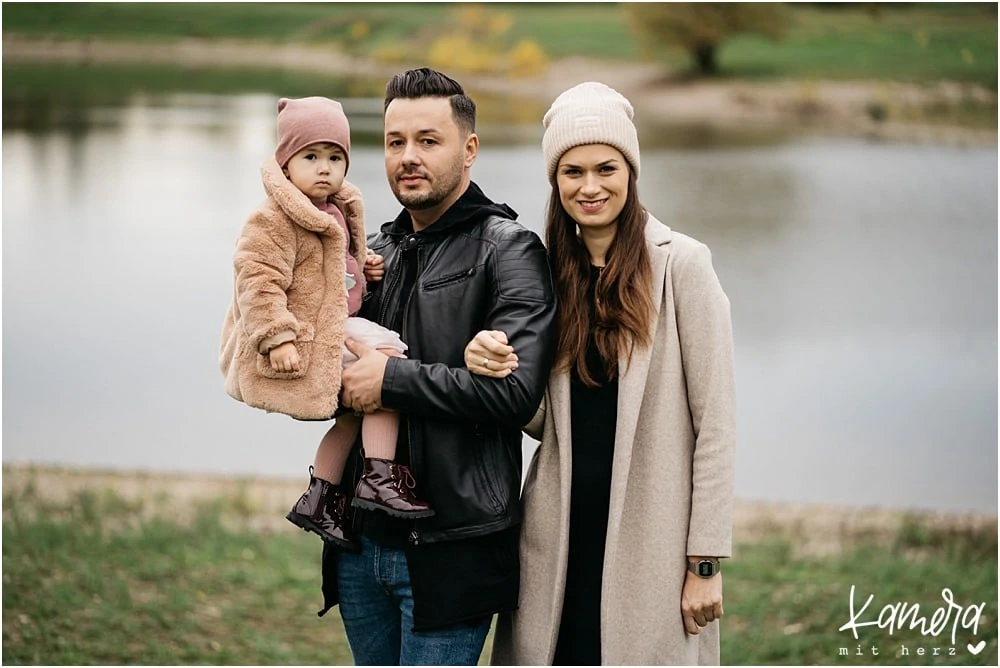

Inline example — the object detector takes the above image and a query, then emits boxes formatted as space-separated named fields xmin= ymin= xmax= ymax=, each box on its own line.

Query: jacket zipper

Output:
xmin=377 ymin=243 xmax=404 ymax=327
xmin=405 ymin=247 xmax=423 ymax=546
xmin=365 ymin=237 xmax=403 ymax=538
xmin=407 ymin=403 xmax=420 ymax=546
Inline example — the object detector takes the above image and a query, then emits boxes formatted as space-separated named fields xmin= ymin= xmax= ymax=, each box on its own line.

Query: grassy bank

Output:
xmin=2 ymin=3 xmax=996 ymax=87
xmin=2 ymin=467 xmax=996 ymax=665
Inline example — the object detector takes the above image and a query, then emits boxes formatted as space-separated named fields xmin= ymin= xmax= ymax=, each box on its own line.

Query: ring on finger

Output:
xmin=483 ymin=357 xmax=490 ymax=368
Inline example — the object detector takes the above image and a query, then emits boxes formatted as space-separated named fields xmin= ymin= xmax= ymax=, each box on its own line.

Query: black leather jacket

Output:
xmin=350 ymin=182 xmax=557 ymax=543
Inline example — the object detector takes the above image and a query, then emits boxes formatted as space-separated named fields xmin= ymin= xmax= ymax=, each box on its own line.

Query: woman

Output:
xmin=466 ymin=82 xmax=737 ymax=665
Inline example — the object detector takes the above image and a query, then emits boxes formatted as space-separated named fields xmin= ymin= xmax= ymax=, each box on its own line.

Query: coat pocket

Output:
xmin=423 ymin=266 xmax=477 ymax=291
xmin=472 ymin=424 xmax=505 ymax=515
xmin=255 ymin=340 xmax=313 ymax=380
xmin=255 ymin=322 xmax=315 ymax=380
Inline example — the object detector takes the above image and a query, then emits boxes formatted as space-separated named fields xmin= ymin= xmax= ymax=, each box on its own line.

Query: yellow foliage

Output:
xmin=506 ymin=39 xmax=549 ymax=78
xmin=421 ymin=5 xmax=549 ymax=78
xmin=350 ymin=21 xmax=370 ymax=40
xmin=428 ymin=34 xmax=497 ymax=74
xmin=488 ymin=12 xmax=514 ymax=38
xmin=371 ymin=43 xmax=410 ymax=65
xmin=357 ymin=4 xmax=550 ymax=78
xmin=456 ymin=4 xmax=488 ymax=32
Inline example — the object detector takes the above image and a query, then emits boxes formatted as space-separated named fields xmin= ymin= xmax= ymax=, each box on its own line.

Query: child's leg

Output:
xmin=351 ymin=347 xmax=433 ymax=518
xmin=286 ymin=414 xmax=362 ymax=551
xmin=313 ymin=414 xmax=361 ymax=484
xmin=360 ymin=411 xmax=397 ymax=461
xmin=361 ymin=346 xmax=406 ymax=461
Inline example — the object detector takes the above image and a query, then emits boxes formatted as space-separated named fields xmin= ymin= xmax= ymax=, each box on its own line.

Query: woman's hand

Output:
xmin=464 ymin=330 xmax=518 ymax=378
xmin=681 ymin=570 xmax=723 ymax=635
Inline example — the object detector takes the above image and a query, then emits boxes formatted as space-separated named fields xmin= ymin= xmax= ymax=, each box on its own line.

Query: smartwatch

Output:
xmin=687 ymin=559 xmax=721 ymax=578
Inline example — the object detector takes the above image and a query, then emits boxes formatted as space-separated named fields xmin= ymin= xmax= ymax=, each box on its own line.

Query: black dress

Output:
xmin=553 ymin=266 xmax=619 ymax=667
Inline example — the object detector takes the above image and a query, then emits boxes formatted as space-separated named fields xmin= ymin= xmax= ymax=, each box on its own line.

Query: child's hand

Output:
xmin=269 ymin=341 xmax=300 ymax=373
xmin=364 ymin=250 xmax=385 ymax=282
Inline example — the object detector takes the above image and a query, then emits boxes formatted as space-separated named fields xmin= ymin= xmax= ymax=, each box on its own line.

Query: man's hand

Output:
xmin=269 ymin=341 xmax=300 ymax=373
xmin=681 ymin=569 xmax=724 ymax=635
xmin=464 ymin=330 xmax=518 ymax=378
xmin=341 ymin=338 xmax=389 ymax=413
xmin=363 ymin=250 xmax=385 ymax=282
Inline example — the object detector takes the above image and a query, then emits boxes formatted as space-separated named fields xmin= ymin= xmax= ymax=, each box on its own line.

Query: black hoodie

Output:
xmin=377 ymin=181 xmax=517 ymax=336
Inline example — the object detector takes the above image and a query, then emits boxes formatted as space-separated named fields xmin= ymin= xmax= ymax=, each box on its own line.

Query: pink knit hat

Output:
xmin=274 ymin=96 xmax=351 ymax=171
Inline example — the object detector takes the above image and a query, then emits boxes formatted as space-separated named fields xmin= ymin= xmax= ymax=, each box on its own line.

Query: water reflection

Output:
xmin=2 ymin=89 xmax=997 ymax=514
xmin=2 ymin=62 xmax=550 ymax=146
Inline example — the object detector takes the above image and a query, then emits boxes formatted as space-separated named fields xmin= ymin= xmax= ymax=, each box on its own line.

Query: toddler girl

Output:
xmin=220 ymin=97 xmax=434 ymax=552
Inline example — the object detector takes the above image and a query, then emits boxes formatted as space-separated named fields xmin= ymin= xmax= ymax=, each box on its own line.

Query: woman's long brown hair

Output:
xmin=546 ymin=168 xmax=655 ymax=387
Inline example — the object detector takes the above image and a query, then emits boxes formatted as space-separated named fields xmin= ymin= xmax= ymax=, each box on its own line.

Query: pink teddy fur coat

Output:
xmin=219 ymin=157 xmax=367 ymax=420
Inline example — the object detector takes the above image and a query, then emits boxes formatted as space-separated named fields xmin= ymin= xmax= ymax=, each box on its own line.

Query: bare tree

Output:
xmin=625 ymin=3 xmax=791 ymax=75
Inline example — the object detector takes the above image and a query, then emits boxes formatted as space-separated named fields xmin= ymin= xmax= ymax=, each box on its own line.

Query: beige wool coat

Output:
xmin=491 ymin=215 xmax=737 ymax=666
xmin=219 ymin=158 xmax=367 ymax=420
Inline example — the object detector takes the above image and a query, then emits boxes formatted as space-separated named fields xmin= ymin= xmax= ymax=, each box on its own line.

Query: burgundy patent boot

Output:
xmin=351 ymin=458 xmax=435 ymax=519
xmin=286 ymin=467 xmax=360 ymax=552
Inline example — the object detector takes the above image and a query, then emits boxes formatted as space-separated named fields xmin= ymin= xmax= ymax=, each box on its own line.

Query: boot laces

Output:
xmin=392 ymin=465 xmax=417 ymax=490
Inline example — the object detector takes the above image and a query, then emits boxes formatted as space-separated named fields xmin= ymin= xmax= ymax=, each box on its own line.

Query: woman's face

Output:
xmin=555 ymin=144 xmax=630 ymax=231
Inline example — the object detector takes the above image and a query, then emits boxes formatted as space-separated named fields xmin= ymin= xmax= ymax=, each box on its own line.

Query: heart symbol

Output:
xmin=968 ymin=640 xmax=986 ymax=655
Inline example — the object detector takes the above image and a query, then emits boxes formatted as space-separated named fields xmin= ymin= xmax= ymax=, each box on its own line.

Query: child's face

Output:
xmin=283 ymin=142 xmax=347 ymax=205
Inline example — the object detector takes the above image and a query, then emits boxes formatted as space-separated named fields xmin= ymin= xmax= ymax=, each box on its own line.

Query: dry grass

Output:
xmin=5 ymin=463 xmax=994 ymax=550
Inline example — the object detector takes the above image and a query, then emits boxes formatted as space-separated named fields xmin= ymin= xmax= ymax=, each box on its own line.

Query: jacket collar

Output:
xmin=260 ymin=157 xmax=342 ymax=237
xmin=381 ymin=181 xmax=517 ymax=238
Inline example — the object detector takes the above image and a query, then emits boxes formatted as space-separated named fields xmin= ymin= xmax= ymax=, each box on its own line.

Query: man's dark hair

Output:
xmin=384 ymin=67 xmax=476 ymax=134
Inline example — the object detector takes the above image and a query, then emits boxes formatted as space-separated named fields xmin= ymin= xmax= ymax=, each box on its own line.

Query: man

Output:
xmin=317 ymin=68 xmax=558 ymax=665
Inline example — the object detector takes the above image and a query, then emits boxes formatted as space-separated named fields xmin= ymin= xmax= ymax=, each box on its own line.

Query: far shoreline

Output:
xmin=3 ymin=462 xmax=995 ymax=559
xmin=3 ymin=34 xmax=997 ymax=148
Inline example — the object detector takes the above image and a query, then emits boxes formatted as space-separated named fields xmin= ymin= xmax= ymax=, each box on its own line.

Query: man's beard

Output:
xmin=390 ymin=154 xmax=464 ymax=211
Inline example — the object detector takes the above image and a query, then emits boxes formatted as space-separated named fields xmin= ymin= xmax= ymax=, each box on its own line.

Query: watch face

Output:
xmin=697 ymin=561 xmax=715 ymax=577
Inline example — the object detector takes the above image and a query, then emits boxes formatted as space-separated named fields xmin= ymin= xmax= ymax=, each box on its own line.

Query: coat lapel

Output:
xmin=603 ymin=216 xmax=672 ymax=571
xmin=550 ymin=371 xmax=574 ymax=515
xmin=537 ymin=370 xmax=574 ymax=663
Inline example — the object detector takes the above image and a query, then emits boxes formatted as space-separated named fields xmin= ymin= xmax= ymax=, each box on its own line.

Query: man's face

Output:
xmin=383 ymin=97 xmax=477 ymax=213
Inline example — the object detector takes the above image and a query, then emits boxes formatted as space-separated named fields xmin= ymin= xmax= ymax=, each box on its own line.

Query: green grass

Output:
xmin=2 ymin=487 xmax=355 ymax=665
xmin=3 ymin=480 xmax=996 ymax=665
xmin=712 ymin=5 xmax=998 ymax=85
xmin=0 ymin=3 xmax=636 ymax=58
xmin=2 ymin=3 xmax=996 ymax=86
xmin=0 ymin=2 xmax=369 ymax=43
xmin=723 ymin=522 xmax=998 ymax=665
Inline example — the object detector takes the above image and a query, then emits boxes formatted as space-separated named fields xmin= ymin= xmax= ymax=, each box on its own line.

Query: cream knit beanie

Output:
xmin=541 ymin=82 xmax=640 ymax=182
xmin=275 ymin=96 xmax=351 ymax=171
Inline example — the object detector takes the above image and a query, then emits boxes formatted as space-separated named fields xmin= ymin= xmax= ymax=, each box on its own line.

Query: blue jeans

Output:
xmin=337 ymin=536 xmax=492 ymax=666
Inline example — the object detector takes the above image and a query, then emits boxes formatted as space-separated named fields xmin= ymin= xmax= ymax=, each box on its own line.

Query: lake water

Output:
xmin=2 ymin=91 xmax=997 ymax=514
